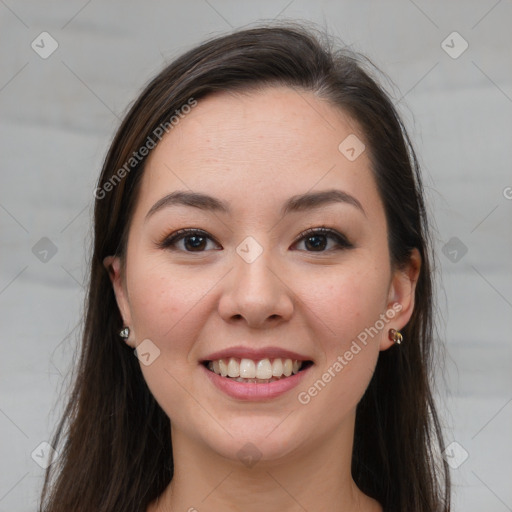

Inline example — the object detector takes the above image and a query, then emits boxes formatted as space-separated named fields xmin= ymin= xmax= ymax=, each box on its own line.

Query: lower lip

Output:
xmin=201 ymin=363 xmax=312 ymax=401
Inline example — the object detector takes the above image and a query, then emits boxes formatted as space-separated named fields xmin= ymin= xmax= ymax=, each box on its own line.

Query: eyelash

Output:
xmin=157 ymin=226 xmax=353 ymax=253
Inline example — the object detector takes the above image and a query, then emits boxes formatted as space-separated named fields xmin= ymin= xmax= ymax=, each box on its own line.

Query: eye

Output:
xmin=157 ymin=226 xmax=352 ymax=253
xmin=157 ymin=229 xmax=221 ymax=252
xmin=292 ymin=227 xmax=353 ymax=252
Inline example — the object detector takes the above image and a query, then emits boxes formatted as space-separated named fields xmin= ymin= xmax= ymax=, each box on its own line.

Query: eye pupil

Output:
xmin=185 ymin=235 xmax=206 ymax=251
xmin=305 ymin=235 xmax=327 ymax=251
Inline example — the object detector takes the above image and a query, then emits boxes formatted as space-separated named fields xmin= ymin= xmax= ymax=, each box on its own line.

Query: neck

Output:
xmin=149 ymin=411 xmax=382 ymax=512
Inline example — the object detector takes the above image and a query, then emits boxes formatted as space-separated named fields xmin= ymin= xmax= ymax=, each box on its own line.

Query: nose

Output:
xmin=217 ymin=246 xmax=294 ymax=329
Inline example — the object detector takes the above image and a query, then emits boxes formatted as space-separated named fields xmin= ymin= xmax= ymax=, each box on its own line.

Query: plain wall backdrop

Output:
xmin=1 ymin=1 xmax=511 ymax=510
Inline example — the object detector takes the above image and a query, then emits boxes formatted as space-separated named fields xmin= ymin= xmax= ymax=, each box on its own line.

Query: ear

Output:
xmin=103 ymin=255 xmax=135 ymax=347
xmin=380 ymin=248 xmax=421 ymax=351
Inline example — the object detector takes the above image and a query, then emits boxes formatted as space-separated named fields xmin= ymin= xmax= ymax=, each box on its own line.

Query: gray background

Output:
xmin=1 ymin=1 xmax=511 ymax=510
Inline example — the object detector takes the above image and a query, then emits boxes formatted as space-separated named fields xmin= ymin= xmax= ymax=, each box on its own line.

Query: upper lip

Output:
xmin=200 ymin=346 xmax=313 ymax=363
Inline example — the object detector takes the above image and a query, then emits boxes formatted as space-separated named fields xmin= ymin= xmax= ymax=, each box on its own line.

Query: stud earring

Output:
xmin=388 ymin=328 xmax=403 ymax=345
xmin=119 ymin=327 xmax=130 ymax=339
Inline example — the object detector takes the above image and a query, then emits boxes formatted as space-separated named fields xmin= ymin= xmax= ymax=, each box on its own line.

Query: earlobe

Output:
xmin=103 ymin=255 xmax=134 ymax=345
xmin=380 ymin=248 xmax=421 ymax=351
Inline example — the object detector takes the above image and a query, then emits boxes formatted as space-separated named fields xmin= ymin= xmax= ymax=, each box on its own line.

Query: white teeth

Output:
xmin=256 ymin=358 xmax=273 ymax=379
xmin=272 ymin=358 xmax=283 ymax=376
xmin=206 ymin=357 xmax=307 ymax=380
xmin=233 ymin=377 xmax=279 ymax=383
xmin=227 ymin=357 xmax=239 ymax=378
xmin=283 ymin=359 xmax=293 ymax=377
xmin=240 ymin=358 xmax=256 ymax=378
xmin=218 ymin=359 xmax=228 ymax=377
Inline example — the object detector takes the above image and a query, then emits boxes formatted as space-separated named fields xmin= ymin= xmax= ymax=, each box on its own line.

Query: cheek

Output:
xmin=296 ymin=261 xmax=390 ymax=347
xmin=295 ymin=270 xmax=386 ymax=419
xmin=126 ymin=256 xmax=208 ymax=352
xmin=125 ymin=257 xmax=211 ymax=419
xmin=292 ymin=260 xmax=390 ymax=412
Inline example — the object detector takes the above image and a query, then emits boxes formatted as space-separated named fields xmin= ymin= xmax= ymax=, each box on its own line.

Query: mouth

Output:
xmin=202 ymin=357 xmax=314 ymax=384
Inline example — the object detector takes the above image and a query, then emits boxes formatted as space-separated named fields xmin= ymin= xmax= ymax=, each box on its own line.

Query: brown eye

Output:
xmin=158 ymin=229 xmax=221 ymax=252
xmin=293 ymin=227 xmax=353 ymax=252
xmin=157 ymin=227 xmax=352 ymax=253
xmin=182 ymin=234 xmax=207 ymax=251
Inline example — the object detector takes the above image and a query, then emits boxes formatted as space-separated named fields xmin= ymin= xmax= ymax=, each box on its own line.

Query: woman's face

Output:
xmin=107 ymin=86 xmax=419 ymax=464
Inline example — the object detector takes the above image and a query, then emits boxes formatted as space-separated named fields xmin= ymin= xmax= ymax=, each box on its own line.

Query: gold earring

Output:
xmin=388 ymin=328 xmax=403 ymax=345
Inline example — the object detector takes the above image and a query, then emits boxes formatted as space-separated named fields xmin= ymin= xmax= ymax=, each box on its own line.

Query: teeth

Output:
xmin=233 ymin=377 xmax=280 ymax=383
xmin=219 ymin=359 xmax=228 ymax=377
xmin=272 ymin=358 xmax=283 ymax=376
xmin=283 ymin=359 xmax=293 ymax=377
xmin=256 ymin=359 xmax=273 ymax=379
xmin=227 ymin=358 xmax=239 ymax=378
xmin=240 ymin=358 xmax=256 ymax=378
xmin=206 ymin=357 xmax=306 ymax=380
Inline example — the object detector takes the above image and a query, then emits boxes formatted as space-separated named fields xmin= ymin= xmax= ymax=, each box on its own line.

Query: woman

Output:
xmin=39 ymin=23 xmax=451 ymax=512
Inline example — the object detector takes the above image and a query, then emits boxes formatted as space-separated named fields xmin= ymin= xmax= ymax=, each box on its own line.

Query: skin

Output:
xmin=104 ymin=86 xmax=420 ymax=512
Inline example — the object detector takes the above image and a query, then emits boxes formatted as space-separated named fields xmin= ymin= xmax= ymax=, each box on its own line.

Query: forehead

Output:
xmin=137 ymin=86 xmax=380 ymax=220
xmin=148 ymin=86 xmax=363 ymax=165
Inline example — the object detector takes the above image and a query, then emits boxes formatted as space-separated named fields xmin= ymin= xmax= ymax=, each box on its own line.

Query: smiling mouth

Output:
xmin=203 ymin=357 xmax=314 ymax=383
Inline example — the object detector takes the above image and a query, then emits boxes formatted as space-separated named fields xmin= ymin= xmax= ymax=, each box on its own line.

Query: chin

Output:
xmin=198 ymin=416 xmax=307 ymax=466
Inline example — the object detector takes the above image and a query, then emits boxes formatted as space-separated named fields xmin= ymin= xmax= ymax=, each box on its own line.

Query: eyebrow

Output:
xmin=145 ymin=188 xmax=366 ymax=221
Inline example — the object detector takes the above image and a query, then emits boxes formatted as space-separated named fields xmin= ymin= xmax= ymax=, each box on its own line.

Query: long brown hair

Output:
xmin=39 ymin=22 xmax=450 ymax=512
